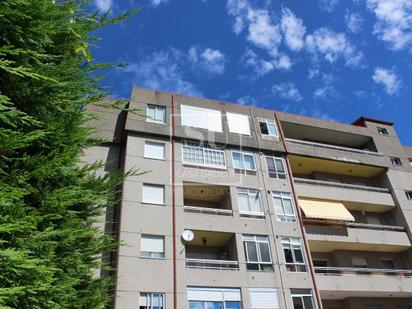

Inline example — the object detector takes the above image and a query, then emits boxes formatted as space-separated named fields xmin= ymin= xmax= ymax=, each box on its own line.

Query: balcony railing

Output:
xmin=314 ymin=266 xmax=412 ymax=277
xmin=186 ymin=258 xmax=239 ymax=270
xmin=183 ymin=205 xmax=233 ymax=216
xmin=294 ymin=177 xmax=390 ymax=193
xmin=286 ymin=138 xmax=383 ymax=157
xmin=304 ymin=219 xmax=405 ymax=232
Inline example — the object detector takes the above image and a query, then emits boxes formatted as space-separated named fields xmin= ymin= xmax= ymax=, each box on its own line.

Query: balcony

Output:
xmin=315 ymin=267 xmax=412 ymax=298
xmin=305 ymin=220 xmax=411 ymax=252
xmin=183 ymin=182 xmax=232 ymax=216
xmin=185 ymin=230 xmax=239 ymax=271
xmin=294 ymin=177 xmax=395 ymax=211
xmin=281 ymin=121 xmax=386 ymax=166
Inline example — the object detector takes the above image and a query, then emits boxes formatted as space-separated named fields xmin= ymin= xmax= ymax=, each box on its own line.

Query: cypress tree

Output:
xmin=0 ymin=1 xmax=137 ymax=308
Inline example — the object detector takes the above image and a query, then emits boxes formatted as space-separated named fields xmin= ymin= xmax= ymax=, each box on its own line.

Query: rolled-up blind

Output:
xmin=249 ymin=288 xmax=280 ymax=309
xmin=226 ymin=112 xmax=251 ymax=135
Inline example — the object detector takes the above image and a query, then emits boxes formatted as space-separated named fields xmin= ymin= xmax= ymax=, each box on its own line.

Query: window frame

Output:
xmin=391 ymin=157 xmax=403 ymax=166
xmin=140 ymin=235 xmax=165 ymax=259
xmin=265 ymin=156 xmax=286 ymax=178
xmin=142 ymin=183 xmax=165 ymax=205
xmin=272 ymin=192 xmax=296 ymax=223
xmin=291 ymin=289 xmax=316 ymax=309
xmin=232 ymin=151 xmax=256 ymax=172
xmin=242 ymin=234 xmax=273 ymax=271
xmin=146 ymin=104 xmax=166 ymax=124
xmin=144 ymin=141 xmax=166 ymax=160
xmin=139 ymin=292 xmax=165 ymax=309
xmin=181 ymin=143 xmax=227 ymax=169
xmin=377 ymin=127 xmax=389 ymax=136
xmin=406 ymin=191 xmax=412 ymax=200
xmin=236 ymin=187 xmax=263 ymax=216
xmin=281 ymin=237 xmax=307 ymax=272
xmin=258 ymin=118 xmax=279 ymax=138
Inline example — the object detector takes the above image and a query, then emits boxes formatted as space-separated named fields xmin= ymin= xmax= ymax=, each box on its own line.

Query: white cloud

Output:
xmin=241 ymin=49 xmax=292 ymax=77
xmin=312 ymin=72 xmax=340 ymax=100
xmin=372 ymin=67 xmax=402 ymax=95
xmin=237 ymin=95 xmax=257 ymax=105
xmin=246 ymin=9 xmax=282 ymax=53
xmin=366 ymin=0 xmax=412 ymax=51
xmin=281 ymin=8 xmax=306 ymax=51
xmin=188 ymin=46 xmax=226 ymax=74
xmin=149 ymin=0 xmax=171 ymax=6
xmin=345 ymin=12 xmax=364 ymax=33
xmin=319 ymin=0 xmax=339 ymax=12
xmin=94 ymin=0 xmax=112 ymax=11
xmin=123 ymin=50 xmax=202 ymax=97
xmin=227 ymin=0 xmax=281 ymax=55
xmin=272 ymin=82 xmax=303 ymax=102
xmin=305 ymin=27 xmax=364 ymax=67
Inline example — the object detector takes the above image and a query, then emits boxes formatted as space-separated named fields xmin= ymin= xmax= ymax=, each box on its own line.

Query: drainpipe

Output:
xmin=274 ymin=112 xmax=323 ymax=309
xmin=171 ymin=95 xmax=178 ymax=309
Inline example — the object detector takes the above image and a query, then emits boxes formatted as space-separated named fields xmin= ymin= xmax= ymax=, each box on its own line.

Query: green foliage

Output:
xmin=0 ymin=1 xmax=138 ymax=308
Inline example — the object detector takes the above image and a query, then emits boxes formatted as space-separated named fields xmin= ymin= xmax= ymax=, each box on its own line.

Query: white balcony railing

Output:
xmin=183 ymin=205 xmax=233 ymax=216
xmin=315 ymin=266 xmax=412 ymax=277
xmin=294 ymin=177 xmax=390 ymax=193
xmin=186 ymin=259 xmax=239 ymax=270
xmin=286 ymin=138 xmax=383 ymax=157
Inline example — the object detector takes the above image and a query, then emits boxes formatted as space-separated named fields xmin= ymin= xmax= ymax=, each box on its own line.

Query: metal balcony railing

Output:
xmin=183 ymin=205 xmax=233 ymax=216
xmin=304 ymin=219 xmax=405 ymax=232
xmin=294 ymin=177 xmax=390 ymax=193
xmin=314 ymin=266 xmax=412 ymax=277
xmin=186 ymin=259 xmax=239 ymax=270
xmin=286 ymin=138 xmax=383 ymax=157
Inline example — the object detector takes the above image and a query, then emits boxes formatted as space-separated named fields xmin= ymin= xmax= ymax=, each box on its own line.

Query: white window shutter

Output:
xmin=249 ymin=288 xmax=280 ymax=309
xmin=142 ymin=184 xmax=165 ymax=205
xmin=181 ymin=105 xmax=222 ymax=132
xmin=227 ymin=112 xmax=251 ymax=135
xmin=144 ymin=142 xmax=165 ymax=160
xmin=141 ymin=235 xmax=164 ymax=253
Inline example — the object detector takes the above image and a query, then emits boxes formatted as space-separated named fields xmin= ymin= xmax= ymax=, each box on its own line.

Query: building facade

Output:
xmin=86 ymin=87 xmax=412 ymax=309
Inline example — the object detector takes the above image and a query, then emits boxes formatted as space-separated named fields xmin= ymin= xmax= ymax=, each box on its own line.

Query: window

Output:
xmin=249 ymin=288 xmax=280 ymax=309
xmin=351 ymin=257 xmax=368 ymax=268
xmin=144 ymin=142 xmax=165 ymax=160
xmin=232 ymin=151 xmax=256 ymax=172
xmin=140 ymin=235 xmax=165 ymax=259
xmin=391 ymin=157 xmax=403 ymax=166
xmin=142 ymin=184 xmax=165 ymax=205
xmin=226 ymin=112 xmax=251 ymax=135
xmin=187 ymin=287 xmax=242 ymax=309
xmin=236 ymin=188 xmax=263 ymax=216
xmin=381 ymin=259 xmax=396 ymax=269
xmin=291 ymin=289 xmax=316 ymax=309
xmin=409 ymin=158 xmax=412 ymax=166
xmin=181 ymin=105 xmax=222 ymax=132
xmin=182 ymin=144 xmax=226 ymax=169
xmin=272 ymin=192 xmax=296 ymax=222
xmin=281 ymin=238 xmax=306 ymax=272
xmin=242 ymin=235 xmax=273 ymax=271
xmin=366 ymin=215 xmax=381 ymax=225
xmin=377 ymin=127 xmax=389 ymax=136
xmin=259 ymin=118 xmax=278 ymax=138
xmin=266 ymin=156 xmax=286 ymax=178
xmin=139 ymin=293 xmax=165 ymax=309
xmin=147 ymin=105 xmax=166 ymax=124
xmin=406 ymin=191 xmax=412 ymax=200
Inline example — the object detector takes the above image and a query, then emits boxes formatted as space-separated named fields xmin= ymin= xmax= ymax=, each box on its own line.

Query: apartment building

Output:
xmin=85 ymin=87 xmax=412 ymax=309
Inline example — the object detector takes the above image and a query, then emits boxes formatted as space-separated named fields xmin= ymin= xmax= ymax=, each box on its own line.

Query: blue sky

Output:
xmin=92 ymin=0 xmax=412 ymax=146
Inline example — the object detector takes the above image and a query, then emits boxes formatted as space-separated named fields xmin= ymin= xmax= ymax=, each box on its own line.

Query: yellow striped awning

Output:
xmin=298 ymin=198 xmax=355 ymax=221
